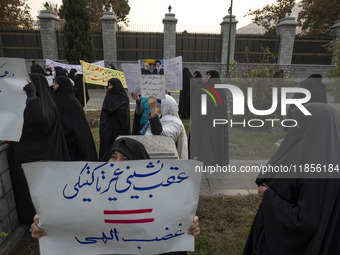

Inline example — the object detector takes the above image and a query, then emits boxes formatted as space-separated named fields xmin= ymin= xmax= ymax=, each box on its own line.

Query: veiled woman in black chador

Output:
xmin=7 ymin=73 xmax=70 ymax=224
xmin=99 ymin=78 xmax=130 ymax=159
xmin=53 ymin=76 xmax=98 ymax=161
xmin=74 ymin=73 xmax=90 ymax=107
xmin=179 ymin=67 xmax=193 ymax=119
xmin=243 ymin=103 xmax=340 ymax=255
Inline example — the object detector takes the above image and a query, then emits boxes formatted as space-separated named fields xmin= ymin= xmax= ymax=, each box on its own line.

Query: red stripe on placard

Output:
xmin=104 ymin=218 xmax=155 ymax=224
xmin=104 ymin=209 xmax=153 ymax=215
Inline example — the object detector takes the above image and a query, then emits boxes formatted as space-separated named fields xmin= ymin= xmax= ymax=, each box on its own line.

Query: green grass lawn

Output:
xmin=190 ymin=195 xmax=260 ymax=255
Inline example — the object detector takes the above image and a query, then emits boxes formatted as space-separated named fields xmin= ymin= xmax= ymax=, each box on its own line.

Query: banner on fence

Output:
xmin=23 ymin=159 xmax=202 ymax=255
xmin=81 ymin=61 xmax=127 ymax=87
xmin=0 ymin=58 xmax=27 ymax=141
xmin=45 ymin=59 xmax=104 ymax=74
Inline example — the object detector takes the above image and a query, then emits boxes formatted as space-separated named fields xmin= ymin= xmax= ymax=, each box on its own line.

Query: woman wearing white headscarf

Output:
xmin=141 ymin=94 xmax=188 ymax=159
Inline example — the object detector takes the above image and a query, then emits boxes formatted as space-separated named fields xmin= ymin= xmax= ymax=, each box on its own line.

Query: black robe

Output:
xmin=243 ymin=103 xmax=340 ymax=255
xmin=7 ymin=73 xmax=70 ymax=224
xmin=99 ymin=78 xmax=130 ymax=159
xmin=54 ymin=76 xmax=98 ymax=161
xmin=179 ymin=68 xmax=192 ymax=119
xmin=190 ymin=71 xmax=229 ymax=165
xmin=74 ymin=74 xmax=90 ymax=107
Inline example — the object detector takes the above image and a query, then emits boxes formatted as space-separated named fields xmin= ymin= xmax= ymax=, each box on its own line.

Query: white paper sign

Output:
xmin=23 ymin=159 xmax=202 ymax=255
xmin=0 ymin=58 xmax=27 ymax=141
xmin=45 ymin=76 xmax=54 ymax=86
xmin=141 ymin=75 xmax=166 ymax=99
xmin=45 ymin=59 xmax=105 ymax=74
xmin=121 ymin=63 xmax=140 ymax=93
xmin=164 ymin=56 xmax=183 ymax=92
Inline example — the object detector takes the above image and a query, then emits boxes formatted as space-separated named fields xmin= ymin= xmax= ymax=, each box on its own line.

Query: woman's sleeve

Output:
xmin=148 ymin=114 xmax=163 ymax=135
xmin=261 ymin=179 xmax=326 ymax=248
xmin=135 ymin=100 xmax=144 ymax=116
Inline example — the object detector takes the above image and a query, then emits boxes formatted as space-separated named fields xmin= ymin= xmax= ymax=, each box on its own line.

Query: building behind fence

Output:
xmin=0 ymin=8 xmax=339 ymax=78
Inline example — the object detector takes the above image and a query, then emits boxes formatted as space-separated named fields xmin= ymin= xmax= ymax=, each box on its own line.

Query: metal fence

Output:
xmin=0 ymin=30 xmax=43 ymax=59
xmin=292 ymin=35 xmax=334 ymax=65
xmin=116 ymin=31 xmax=164 ymax=61
xmin=56 ymin=31 xmax=103 ymax=60
xmin=176 ymin=32 xmax=222 ymax=62
xmin=0 ymin=29 xmax=336 ymax=66
xmin=234 ymin=34 xmax=280 ymax=63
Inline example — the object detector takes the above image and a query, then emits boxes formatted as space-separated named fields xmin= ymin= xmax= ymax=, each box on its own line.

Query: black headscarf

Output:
xmin=54 ymin=76 xmax=98 ymax=161
xmin=179 ymin=67 xmax=193 ymax=119
xmin=206 ymin=70 xmax=221 ymax=86
xmin=7 ymin=73 xmax=70 ymax=224
xmin=100 ymin=137 xmax=149 ymax=161
xmin=285 ymin=75 xmax=327 ymax=132
xmin=291 ymin=74 xmax=327 ymax=104
xmin=74 ymin=74 xmax=90 ymax=107
xmin=54 ymin=66 xmax=67 ymax=77
xmin=69 ymin=68 xmax=77 ymax=82
xmin=193 ymin=71 xmax=202 ymax=78
xmin=243 ymin=103 xmax=340 ymax=255
xmin=99 ymin=78 xmax=131 ymax=159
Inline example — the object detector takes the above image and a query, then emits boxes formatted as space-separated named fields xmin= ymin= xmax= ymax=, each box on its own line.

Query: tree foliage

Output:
xmin=245 ymin=0 xmax=295 ymax=34
xmin=325 ymin=39 xmax=340 ymax=102
xmin=60 ymin=0 xmax=130 ymax=30
xmin=0 ymin=0 xmax=33 ymax=29
xmin=298 ymin=0 xmax=340 ymax=35
xmin=62 ymin=0 xmax=95 ymax=64
xmin=87 ymin=0 xmax=130 ymax=30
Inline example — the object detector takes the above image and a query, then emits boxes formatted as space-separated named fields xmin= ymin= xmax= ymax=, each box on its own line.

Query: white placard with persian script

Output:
xmin=164 ymin=56 xmax=183 ymax=92
xmin=140 ymin=75 xmax=166 ymax=99
xmin=23 ymin=159 xmax=202 ymax=255
xmin=121 ymin=63 xmax=140 ymax=93
xmin=0 ymin=58 xmax=27 ymax=141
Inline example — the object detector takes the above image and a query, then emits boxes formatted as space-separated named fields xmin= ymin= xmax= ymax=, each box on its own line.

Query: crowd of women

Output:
xmin=5 ymin=65 xmax=340 ymax=254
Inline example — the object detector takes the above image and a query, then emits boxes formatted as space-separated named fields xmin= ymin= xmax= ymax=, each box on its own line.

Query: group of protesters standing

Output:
xmin=5 ymin=60 xmax=340 ymax=255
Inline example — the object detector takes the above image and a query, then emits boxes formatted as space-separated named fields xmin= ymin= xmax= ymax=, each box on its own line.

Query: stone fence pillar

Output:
xmin=220 ymin=15 xmax=238 ymax=65
xmin=101 ymin=11 xmax=117 ymax=65
xmin=276 ymin=17 xmax=298 ymax=65
xmin=37 ymin=10 xmax=60 ymax=60
xmin=163 ymin=12 xmax=177 ymax=59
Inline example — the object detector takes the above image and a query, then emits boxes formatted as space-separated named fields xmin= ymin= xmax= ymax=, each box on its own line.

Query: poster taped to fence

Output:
xmin=23 ymin=159 xmax=202 ymax=255
xmin=0 ymin=58 xmax=27 ymax=141
xmin=81 ymin=61 xmax=127 ymax=88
